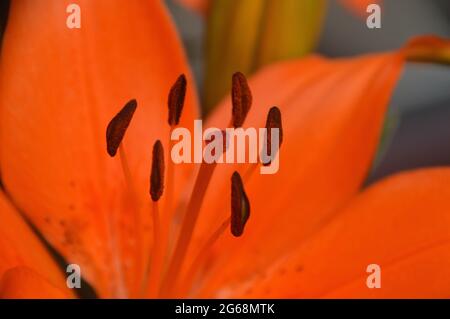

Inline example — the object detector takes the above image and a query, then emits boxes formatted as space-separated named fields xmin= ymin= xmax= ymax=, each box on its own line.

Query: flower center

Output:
xmin=105 ymin=73 xmax=282 ymax=298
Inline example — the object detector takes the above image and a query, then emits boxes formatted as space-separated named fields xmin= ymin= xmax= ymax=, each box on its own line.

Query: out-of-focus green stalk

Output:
xmin=203 ymin=0 xmax=327 ymax=114
xmin=255 ymin=0 xmax=327 ymax=67
xmin=204 ymin=0 xmax=265 ymax=114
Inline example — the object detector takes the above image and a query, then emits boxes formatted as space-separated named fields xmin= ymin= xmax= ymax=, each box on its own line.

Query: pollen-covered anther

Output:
xmin=168 ymin=74 xmax=187 ymax=126
xmin=106 ymin=99 xmax=137 ymax=157
xmin=231 ymin=171 xmax=250 ymax=237
xmin=232 ymin=72 xmax=252 ymax=128
xmin=150 ymin=140 xmax=165 ymax=202
xmin=264 ymin=106 xmax=283 ymax=166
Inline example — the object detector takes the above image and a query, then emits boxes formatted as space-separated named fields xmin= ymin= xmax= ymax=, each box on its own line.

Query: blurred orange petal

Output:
xmin=0 ymin=191 xmax=67 ymax=291
xmin=0 ymin=267 xmax=72 ymax=299
xmin=186 ymin=49 xmax=404 ymax=296
xmin=0 ymin=0 xmax=198 ymax=297
xmin=188 ymin=36 xmax=450 ymax=297
xmin=339 ymin=0 xmax=382 ymax=17
xmin=404 ymin=35 xmax=450 ymax=65
xmin=235 ymin=168 xmax=450 ymax=298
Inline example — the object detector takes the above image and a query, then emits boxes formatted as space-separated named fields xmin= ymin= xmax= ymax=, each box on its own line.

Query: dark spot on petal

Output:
xmin=296 ymin=265 xmax=304 ymax=272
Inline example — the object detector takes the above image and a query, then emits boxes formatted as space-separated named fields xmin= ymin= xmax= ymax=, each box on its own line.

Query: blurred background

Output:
xmin=165 ymin=0 xmax=450 ymax=183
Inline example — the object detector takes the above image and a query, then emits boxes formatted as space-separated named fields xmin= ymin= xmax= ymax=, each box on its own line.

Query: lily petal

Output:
xmin=0 ymin=267 xmax=72 ymax=299
xmin=192 ymin=37 xmax=450 ymax=298
xmin=0 ymin=0 xmax=198 ymax=297
xmin=183 ymin=50 xmax=403 ymax=297
xmin=0 ymin=191 xmax=67 ymax=291
xmin=404 ymin=35 xmax=450 ymax=65
xmin=338 ymin=0 xmax=382 ymax=17
xmin=236 ymin=167 xmax=450 ymax=298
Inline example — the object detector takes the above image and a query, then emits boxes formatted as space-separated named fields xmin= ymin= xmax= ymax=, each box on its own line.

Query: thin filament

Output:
xmin=145 ymin=201 xmax=163 ymax=297
xmin=119 ymin=145 xmax=143 ymax=297
xmin=177 ymin=217 xmax=231 ymax=296
xmin=159 ymin=162 xmax=217 ymax=297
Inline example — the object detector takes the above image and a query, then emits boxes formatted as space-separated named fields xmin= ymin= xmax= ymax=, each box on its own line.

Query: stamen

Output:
xmin=205 ymin=129 xmax=228 ymax=158
xmin=243 ymin=163 xmax=259 ymax=181
xmin=178 ymin=217 xmax=231 ymax=296
xmin=160 ymin=75 xmax=247 ymax=296
xmin=106 ymin=99 xmax=137 ymax=157
xmin=232 ymin=72 xmax=252 ymax=128
xmin=145 ymin=201 xmax=162 ymax=297
xmin=164 ymin=136 xmax=175 ymax=244
xmin=159 ymin=162 xmax=217 ymax=297
xmin=166 ymin=75 xmax=187 ymax=217
xmin=106 ymin=99 xmax=142 ymax=296
xmin=231 ymin=171 xmax=250 ymax=237
xmin=150 ymin=140 xmax=165 ymax=202
xmin=168 ymin=74 xmax=187 ymax=126
xmin=145 ymin=141 xmax=166 ymax=296
xmin=263 ymin=106 xmax=283 ymax=167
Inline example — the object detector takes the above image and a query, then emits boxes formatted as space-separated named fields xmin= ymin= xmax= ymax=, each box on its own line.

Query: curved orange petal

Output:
xmin=234 ymin=167 xmax=450 ymax=298
xmin=339 ymin=0 xmax=382 ymax=17
xmin=0 ymin=191 xmax=68 ymax=292
xmin=0 ymin=0 xmax=198 ymax=297
xmin=0 ymin=267 xmax=72 ymax=299
xmin=403 ymin=35 xmax=450 ymax=65
xmin=180 ymin=50 xmax=403 ymax=297
xmin=192 ymin=37 xmax=450 ymax=298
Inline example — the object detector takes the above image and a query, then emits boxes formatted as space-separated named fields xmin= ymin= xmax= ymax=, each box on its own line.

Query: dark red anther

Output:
xmin=106 ymin=99 xmax=137 ymax=157
xmin=168 ymin=74 xmax=187 ymax=126
xmin=231 ymin=171 xmax=250 ymax=237
xmin=150 ymin=140 xmax=165 ymax=202
xmin=232 ymin=72 xmax=252 ymax=128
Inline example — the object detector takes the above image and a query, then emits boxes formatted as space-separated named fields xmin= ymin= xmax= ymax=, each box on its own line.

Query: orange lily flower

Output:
xmin=0 ymin=0 xmax=449 ymax=299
